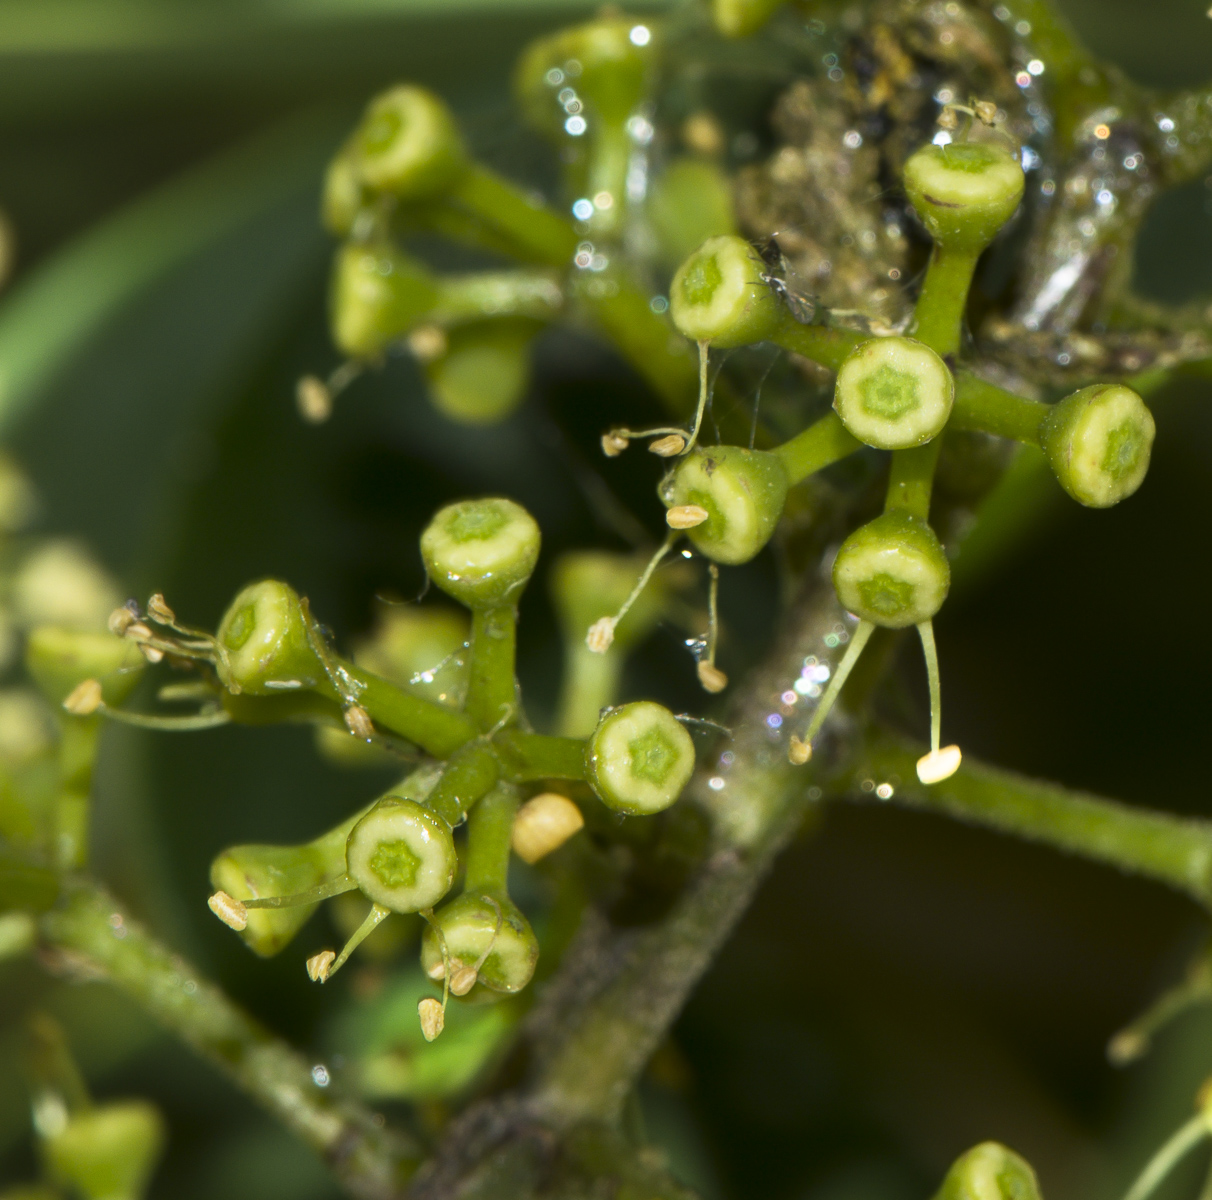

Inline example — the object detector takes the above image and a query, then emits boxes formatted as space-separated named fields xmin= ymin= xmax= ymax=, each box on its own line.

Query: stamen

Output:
xmin=915 ymin=620 xmax=961 ymax=785
xmin=696 ymin=564 xmax=728 ymax=693
xmin=322 ymin=903 xmax=392 ymax=980
xmin=306 ymin=950 xmax=336 ymax=983
xmin=586 ymin=534 xmax=676 ymax=655
xmin=98 ymin=705 xmax=231 ymax=732
xmin=790 ymin=620 xmax=875 ymax=764
xmin=666 ymin=505 xmax=709 ymax=530
xmin=62 ymin=679 xmax=102 ymax=716
xmin=208 ymin=891 xmax=248 ymax=931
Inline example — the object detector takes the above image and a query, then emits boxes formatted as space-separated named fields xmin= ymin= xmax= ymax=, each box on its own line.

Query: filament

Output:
xmin=326 ymin=903 xmax=392 ymax=978
xmin=243 ymin=874 xmax=358 ymax=910
xmin=799 ymin=621 xmax=875 ymax=747
xmin=917 ymin=620 xmax=942 ymax=754
xmin=1122 ymin=1115 xmax=1209 ymax=1200
xmin=99 ymin=705 xmax=231 ymax=732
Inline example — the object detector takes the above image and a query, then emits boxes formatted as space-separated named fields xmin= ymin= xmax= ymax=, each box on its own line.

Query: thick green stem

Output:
xmin=952 ymin=373 xmax=1047 ymax=444
xmin=557 ymin=644 xmax=622 ymax=738
xmin=40 ymin=882 xmax=418 ymax=1198
xmin=465 ymin=606 xmax=519 ymax=732
xmin=772 ymin=318 xmax=867 ymax=373
xmin=885 ymin=440 xmax=943 ymax=520
xmin=431 ymin=271 xmax=562 ymax=325
xmin=464 ymin=783 xmax=521 ymax=895
xmin=336 ymin=661 xmax=476 ymax=758
xmin=493 ymin=730 xmax=587 ymax=782
xmin=424 ymin=742 xmax=501 ymax=827
xmin=773 ymin=412 xmax=864 ymax=485
xmin=848 ymin=730 xmax=1212 ymax=908
xmin=583 ymin=124 xmax=632 ymax=238
xmin=911 ymin=244 xmax=980 ymax=357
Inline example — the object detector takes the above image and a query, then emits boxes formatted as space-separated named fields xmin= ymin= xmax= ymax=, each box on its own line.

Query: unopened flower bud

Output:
xmin=916 ymin=744 xmax=962 ymax=785
xmin=788 ymin=736 xmax=811 ymax=766
xmin=586 ymin=617 xmax=616 ymax=654
xmin=697 ymin=661 xmax=728 ymax=693
xmin=511 ymin=792 xmax=585 ymax=864
xmin=649 ymin=434 xmax=687 ymax=457
xmin=296 ymin=375 xmax=333 ymax=424
xmin=307 ymin=950 xmax=336 ymax=983
xmin=932 ymin=1142 xmax=1040 ymax=1200
xmin=45 ymin=1100 xmax=165 ymax=1200
xmin=601 ymin=431 xmax=630 ymax=457
xmin=62 ymin=678 xmax=103 ymax=716
xmin=418 ymin=997 xmax=445 ymax=1041
xmin=344 ymin=705 xmax=375 ymax=740
xmin=666 ymin=504 xmax=710 ymax=530
xmin=207 ymin=891 xmax=249 ymax=931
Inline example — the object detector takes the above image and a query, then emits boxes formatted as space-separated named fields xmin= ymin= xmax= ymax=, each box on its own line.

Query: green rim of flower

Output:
xmin=832 ymin=510 xmax=950 ymax=629
xmin=346 ymin=797 xmax=458 ymax=913
xmin=669 ymin=236 xmax=783 ymax=348
xmin=834 ymin=336 xmax=954 ymax=449
xmin=1040 ymin=383 xmax=1155 ymax=508
xmin=585 ymin=700 xmax=696 ymax=815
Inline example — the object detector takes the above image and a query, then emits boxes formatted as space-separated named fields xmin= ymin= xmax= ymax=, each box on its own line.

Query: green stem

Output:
xmin=464 ymin=783 xmax=521 ymax=895
xmin=337 ymin=660 xmax=477 ymax=758
xmin=492 ymin=730 xmax=587 ymax=782
xmin=772 ymin=318 xmax=867 ymax=373
xmin=583 ymin=124 xmax=632 ymax=238
xmin=911 ymin=244 xmax=980 ymax=357
xmin=885 ymin=440 xmax=943 ymax=519
xmin=465 ymin=606 xmax=519 ymax=732
xmin=1123 ymin=1116 xmax=1210 ymax=1200
xmin=848 ymin=730 xmax=1212 ymax=909
xmin=432 ymin=270 xmax=562 ymax=325
xmin=773 ymin=412 xmax=864 ymax=485
xmin=40 ymin=881 xmax=418 ymax=1197
xmin=424 ymin=742 xmax=500 ymax=827
xmin=56 ymin=715 xmax=101 ymax=871
xmin=557 ymin=644 xmax=623 ymax=738
xmin=951 ymin=373 xmax=1047 ymax=444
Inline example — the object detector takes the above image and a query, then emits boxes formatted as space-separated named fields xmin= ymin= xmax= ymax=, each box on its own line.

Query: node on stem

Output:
xmin=834 ymin=336 xmax=954 ymax=449
xmin=346 ymin=797 xmax=458 ymax=913
xmin=660 ymin=445 xmax=789 ymax=565
xmin=1040 ymin=383 xmax=1154 ymax=508
xmin=669 ymin=236 xmax=783 ymax=348
xmin=832 ymin=511 xmax=950 ymax=629
xmin=585 ymin=701 xmax=696 ymax=815
xmin=420 ymin=497 xmax=541 ymax=609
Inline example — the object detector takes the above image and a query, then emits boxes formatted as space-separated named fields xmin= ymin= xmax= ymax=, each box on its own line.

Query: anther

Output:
xmin=666 ymin=505 xmax=709 ymax=530
xmin=418 ymin=997 xmax=445 ymax=1042
xmin=108 ymin=606 xmax=137 ymax=636
xmin=306 ymin=950 xmax=336 ymax=983
xmin=344 ymin=705 xmax=374 ymax=740
xmin=127 ymin=622 xmax=153 ymax=640
xmin=938 ymin=105 xmax=959 ymax=130
xmin=697 ymin=662 xmax=728 ymax=693
xmin=63 ymin=679 xmax=103 ymax=716
xmin=449 ymin=963 xmax=478 ymax=996
xmin=426 ymin=960 xmax=445 ymax=981
xmin=586 ymin=617 xmax=616 ymax=654
xmin=649 ymin=434 xmax=687 ymax=457
xmin=788 ymin=736 xmax=811 ymax=766
xmin=974 ymin=99 xmax=998 ymax=126
xmin=147 ymin=593 xmax=176 ymax=625
xmin=512 ymin=792 xmax=585 ymax=863
xmin=601 ymin=430 xmax=630 ymax=457
xmin=407 ymin=325 xmax=447 ymax=362
xmin=296 ymin=375 xmax=333 ymax=424
xmin=208 ymin=891 xmax=248 ymax=931
xmin=139 ymin=645 xmax=164 ymax=664
xmin=916 ymin=745 xmax=962 ymax=785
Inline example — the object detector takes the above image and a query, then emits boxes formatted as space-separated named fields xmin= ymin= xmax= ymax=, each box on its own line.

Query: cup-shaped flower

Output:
xmin=331 ymin=241 xmax=439 ymax=359
xmin=660 ymin=445 xmax=788 ymax=565
xmin=669 ymin=236 xmax=783 ymax=348
xmin=834 ymin=336 xmax=954 ymax=449
xmin=346 ymin=797 xmax=458 ymax=913
xmin=903 ymin=141 xmax=1025 ymax=252
xmin=420 ymin=497 xmax=541 ymax=609
xmin=215 ymin=580 xmax=326 ymax=696
xmin=348 ymin=85 xmax=468 ymax=200
xmin=832 ymin=511 xmax=950 ymax=629
xmin=420 ymin=891 xmax=539 ymax=995
xmin=45 ymin=1100 xmax=165 ymax=1200
xmin=932 ymin=1143 xmax=1041 ymax=1200
xmin=1040 ymin=383 xmax=1154 ymax=508
xmin=585 ymin=700 xmax=696 ymax=815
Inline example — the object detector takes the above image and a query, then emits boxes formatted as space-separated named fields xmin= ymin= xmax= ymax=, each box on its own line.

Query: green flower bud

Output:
xmin=424 ymin=318 xmax=538 ymax=425
xmin=354 ymin=605 xmax=469 ymax=706
xmin=834 ymin=336 xmax=954 ymax=450
xmin=515 ymin=17 xmax=654 ymax=136
xmin=13 ymin=540 xmax=121 ymax=632
xmin=585 ymin=701 xmax=695 ymax=815
xmin=832 ymin=511 xmax=950 ymax=628
xmin=647 ymin=159 xmax=735 ymax=268
xmin=1040 ymin=383 xmax=1154 ymax=508
xmin=420 ymin=891 xmax=539 ymax=995
xmin=420 ymin=497 xmax=541 ymax=609
xmin=933 ymin=1143 xmax=1041 ymax=1200
xmin=321 ymin=145 xmax=366 ymax=237
xmin=45 ymin=1100 xmax=165 ymax=1200
xmin=669 ymin=236 xmax=783 ymax=348
xmin=346 ymin=797 xmax=458 ymax=913
xmin=660 ymin=445 xmax=788 ymax=565
xmin=712 ymin=0 xmax=783 ymax=37
xmin=903 ymin=141 xmax=1025 ymax=251
xmin=348 ymin=85 xmax=467 ymax=200
xmin=25 ymin=628 xmax=145 ymax=708
xmin=215 ymin=580 xmax=326 ymax=696
xmin=210 ymin=811 xmax=356 ymax=957
xmin=331 ymin=241 xmax=439 ymax=359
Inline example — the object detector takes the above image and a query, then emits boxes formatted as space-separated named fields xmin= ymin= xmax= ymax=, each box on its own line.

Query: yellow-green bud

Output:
xmin=647 ymin=159 xmax=735 ymax=267
xmin=585 ymin=701 xmax=695 ymax=815
xmin=321 ymin=145 xmax=366 ymax=236
xmin=670 ymin=236 xmax=783 ymax=348
xmin=932 ymin=1143 xmax=1041 ymax=1200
